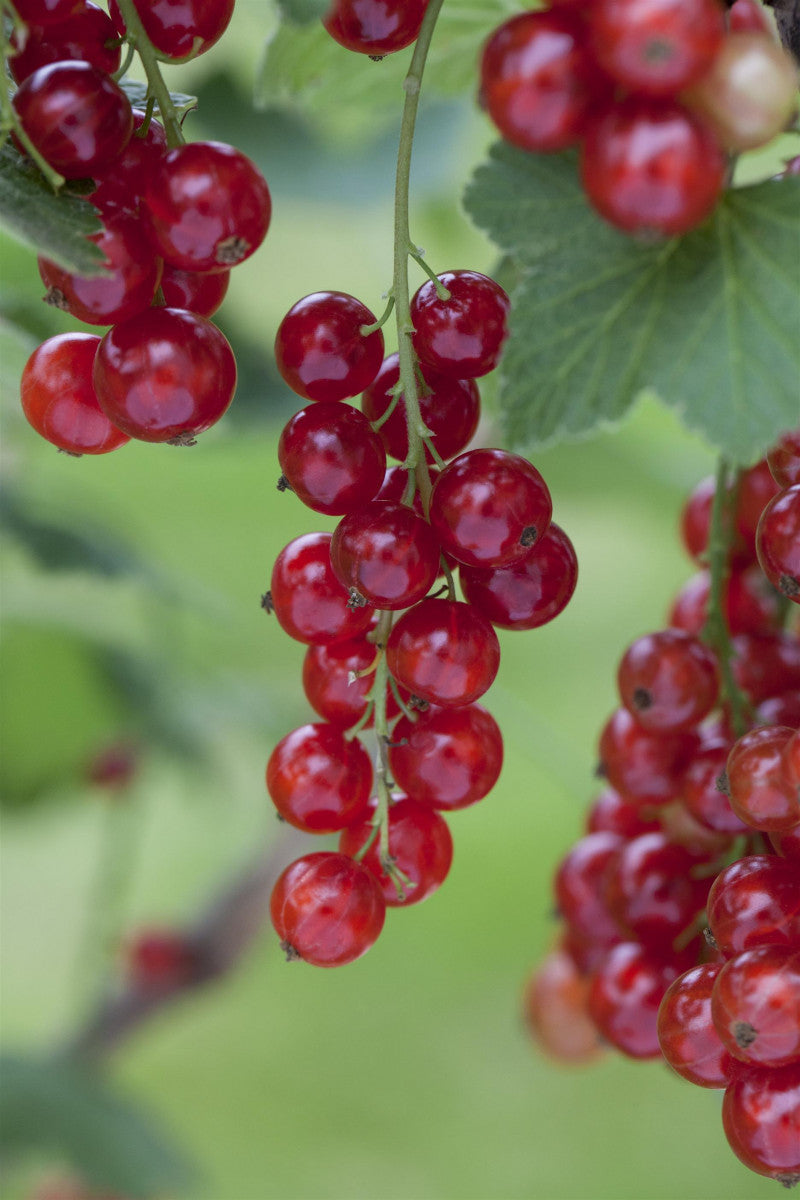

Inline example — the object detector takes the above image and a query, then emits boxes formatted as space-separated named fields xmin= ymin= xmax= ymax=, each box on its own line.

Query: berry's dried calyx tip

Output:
xmin=280 ymin=940 xmax=303 ymax=962
xmin=776 ymin=1173 xmax=800 ymax=1189
xmin=167 ymin=432 xmax=198 ymax=447
xmin=734 ymin=1020 xmax=758 ymax=1048
xmin=276 ymin=474 xmax=292 ymax=492
xmin=216 ymin=234 xmax=250 ymax=265
xmin=632 ymin=687 xmax=653 ymax=711
xmin=260 ymin=591 xmax=274 ymax=613
xmin=520 ymin=525 xmax=539 ymax=547
xmin=43 ymin=286 xmax=68 ymax=309
xmin=347 ymin=587 xmax=368 ymax=609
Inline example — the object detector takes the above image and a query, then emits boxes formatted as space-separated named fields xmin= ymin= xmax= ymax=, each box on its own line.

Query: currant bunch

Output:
xmin=480 ymin=0 xmax=799 ymax=236
xmin=523 ymin=430 xmax=800 ymax=1188
xmin=10 ymin=1 xmax=271 ymax=451
xmin=265 ymin=268 xmax=579 ymax=967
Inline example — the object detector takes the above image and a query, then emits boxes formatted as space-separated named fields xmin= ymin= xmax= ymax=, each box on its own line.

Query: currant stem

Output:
xmin=701 ymin=455 xmax=752 ymax=738
xmin=360 ymin=293 xmax=395 ymax=336
xmin=114 ymin=0 xmax=185 ymax=148
xmin=409 ymin=245 xmax=450 ymax=300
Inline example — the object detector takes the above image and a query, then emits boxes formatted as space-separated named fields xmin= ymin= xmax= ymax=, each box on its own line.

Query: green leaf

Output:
xmin=0 ymin=143 xmax=105 ymax=274
xmin=0 ymin=1054 xmax=196 ymax=1198
xmin=464 ymin=144 xmax=800 ymax=464
xmin=277 ymin=0 xmax=327 ymax=22
xmin=118 ymin=78 xmax=198 ymax=122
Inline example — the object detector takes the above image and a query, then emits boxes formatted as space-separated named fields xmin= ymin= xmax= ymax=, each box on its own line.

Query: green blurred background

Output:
xmin=0 ymin=4 xmax=783 ymax=1198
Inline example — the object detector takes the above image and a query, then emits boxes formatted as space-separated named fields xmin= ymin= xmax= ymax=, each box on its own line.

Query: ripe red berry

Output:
xmin=302 ymin=631 xmax=405 ymax=727
xmin=386 ymin=597 xmax=501 ymax=708
xmin=523 ymin=948 xmax=605 ymax=1063
xmin=144 ymin=141 xmax=271 ymax=273
xmin=388 ymin=703 xmax=503 ymax=811
xmin=604 ymin=831 xmax=712 ymax=950
xmin=90 ymin=109 xmax=167 ymax=214
xmin=588 ymin=0 xmax=725 ymax=96
xmin=410 ymin=271 xmax=510 ymax=379
xmin=555 ymin=832 xmax=624 ymax=945
xmin=323 ymin=0 xmax=428 ymax=55
xmin=711 ymin=944 xmax=800 ymax=1068
xmin=430 ymin=448 xmax=552 ymax=569
xmin=725 ymin=725 xmax=800 ymax=832
xmin=757 ymin=485 xmax=800 ymax=604
xmin=768 ymin=429 xmax=800 ymax=489
xmin=278 ymin=402 xmax=386 ymax=516
xmin=14 ymin=0 xmax=85 ymax=23
xmin=668 ymin=565 xmax=783 ymax=638
xmin=8 ymin=1 xmax=121 ymax=83
xmin=125 ymin=929 xmax=196 ymax=990
xmin=617 ymin=629 xmax=719 ymax=732
xmin=731 ymin=632 xmax=800 ymax=704
xmin=13 ymin=61 xmax=133 ymax=178
xmin=267 ymin=531 xmax=374 ymax=645
xmin=339 ymin=795 xmax=454 ymax=906
xmin=585 ymin=788 xmax=660 ymax=839
xmin=20 ymin=332 xmax=129 ymax=455
xmin=657 ymin=962 xmax=736 ymax=1088
xmin=459 ymin=522 xmax=577 ymax=630
xmin=589 ymin=941 xmax=686 ymax=1059
xmin=707 ymin=855 xmax=800 ymax=956
xmin=681 ymin=738 xmax=748 ymax=835
xmin=722 ymin=1062 xmax=800 ymax=1184
xmin=330 ymin=500 xmax=440 ymax=610
xmin=597 ymin=707 xmax=699 ymax=806
xmin=266 ymin=723 xmax=373 ymax=833
xmin=109 ymin=0 xmax=234 ymax=59
xmin=92 ymin=308 xmax=236 ymax=443
xmin=581 ymin=98 xmax=726 ymax=237
xmin=159 ymin=264 xmax=230 ymax=317
xmin=275 ymin=292 xmax=385 ymax=403
xmin=270 ymin=851 xmax=386 ymax=967
xmin=480 ymin=10 xmax=611 ymax=153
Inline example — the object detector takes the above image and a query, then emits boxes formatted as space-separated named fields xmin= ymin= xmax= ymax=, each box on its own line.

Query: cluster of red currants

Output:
xmin=321 ymin=0 xmax=429 ymax=58
xmin=524 ymin=431 xmax=800 ymax=1187
xmin=264 ymin=271 xmax=579 ymax=967
xmin=11 ymin=0 xmax=270 ymax=453
xmin=480 ymin=0 xmax=799 ymax=236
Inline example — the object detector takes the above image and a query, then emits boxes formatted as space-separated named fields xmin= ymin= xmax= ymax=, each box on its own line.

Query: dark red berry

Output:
xmin=588 ymin=0 xmax=725 ymax=96
xmin=339 ymin=795 xmax=453 ymax=906
xmin=555 ymin=832 xmax=623 ymax=945
xmin=585 ymin=788 xmax=661 ymax=838
xmin=266 ymin=723 xmax=373 ymax=833
xmin=159 ymin=264 xmax=230 ymax=317
xmin=275 ymin=292 xmax=385 ymax=403
xmin=757 ymin=485 xmax=800 ymax=604
xmin=589 ymin=941 xmax=685 ymax=1059
xmin=302 ymin=630 xmax=405 ymax=728
xmin=387 ymin=703 xmax=503 ymax=811
xmin=682 ymin=738 xmax=748 ymax=835
xmin=278 ymin=402 xmax=386 ymax=516
xmin=657 ymin=962 xmax=736 ymax=1087
xmin=323 ymin=0 xmax=428 ymax=55
xmin=712 ymin=944 xmax=800 ymax=1068
xmin=13 ymin=0 xmax=85 ymax=23
xmin=722 ymin=1062 xmax=800 ymax=1184
xmin=725 ymin=725 xmax=800 ymax=832
xmin=459 ymin=522 xmax=577 ymax=630
xmin=330 ymin=500 xmax=440 ymax=610
xmin=732 ymin=633 xmax=800 ymax=704
xmin=597 ymin=707 xmax=700 ymax=806
xmin=8 ymin=1 xmax=121 ymax=83
xmin=668 ymin=565 xmax=783 ymax=638
xmin=268 ymin=532 xmax=374 ymax=645
xmin=603 ymin=831 xmax=712 ymax=950
xmin=768 ymin=429 xmax=800 ymax=489
xmin=737 ymin=458 xmax=781 ymax=556
xmin=617 ymin=629 xmax=719 ymax=733
xmin=109 ymin=0 xmax=234 ymax=59
xmin=410 ymin=271 xmax=510 ymax=379
xmin=90 ymin=109 xmax=167 ymax=213
xmin=386 ymin=597 xmax=501 ymax=708
xmin=707 ymin=855 xmax=800 ymax=956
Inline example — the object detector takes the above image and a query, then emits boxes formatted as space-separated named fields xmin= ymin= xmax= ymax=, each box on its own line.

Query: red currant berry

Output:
xmin=603 ymin=831 xmax=712 ymax=950
xmin=330 ymin=500 xmax=440 ymax=610
xmin=480 ymin=10 xmax=612 ymax=153
xmin=459 ymin=522 xmax=577 ymax=630
xmin=783 ymin=729 xmax=800 ymax=787
xmin=339 ymin=795 xmax=453 ymax=906
xmin=90 ymin=109 xmax=167 ymax=214
xmin=668 ymin=565 xmax=783 ymax=638
xmin=125 ymin=929 xmax=196 ymax=990
xmin=410 ymin=271 xmax=510 ymax=379
xmin=581 ymin=98 xmax=726 ymax=237
xmin=20 ymin=332 xmax=129 ymax=455
xmin=657 ymin=962 xmax=736 ymax=1087
xmin=13 ymin=0 xmax=85 ymax=23
xmin=266 ymin=723 xmax=373 ymax=833
xmin=682 ymin=738 xmax=748 ymax=835
xmin=109 ymin=0 xmax=234 ymax=59
xmin=8 ymin=1 xmax=121 ymax=83
xmin=722 ymin=1062 xmax=800 ymax=1184
xmin=278 ymin=402 xmax=386 ymax=516
xmin=758 ymin=690 xmax=800 ymax=729
xmin=388 ymin=703 xmax=503 ymax=811
xmin=270 ymin=851 xmax=385 ymax=967
xmin=93 ymin=308 xmax=236 ymax=443
xmin=768 ymin=429 xmax=800 ymax=489
xmin=38 ymin=208 xmax=162 ymax=326
xmin=323 ymin=0 xmax=428 ymax=56
xmin=275 ymin=292 xmax=385 ymax=403
xmin=430 ymin=448 xmax=552 ymax=569
xmin=589 ymin=941 xmax=686 ymax=1059
xmin=386 ymin=597 xmax=500 ymax=708
xmin=555 ymin=832 xmax=624 ymax=945
xmin=732 ymin=633 xmax=800 ymax=704
xmin=144 ymin=141 xmax=271 ymax=272
xmin=12 ymin=61 xmax=133 ymax=178
xmin=725 ymin=725 xmax=800 ymax=832
xmin=586 ymin=788 xmax=660 ymax=838
xmin=617 ymin=629 xmax=719 ymax=732
xmin=302 ymin=630 xmax=405 ymax=728
xmin=523 ymin=948 xmax=605 ymax=1063
xmin=712 ymin=944 xmax=800 ymax=1068
xmin=360 ymin=353 xmax=480 ymax=464
xmin=267 ymin=532 xmax=374 ymax=645
xmin=707 ymin=855 xmax=800 ymax=956
xmin=771 ymin=824 xmax=800 ymax=862
xmin=159 ymin=264 xmax=230 ymax=317
xmin=589 ymin=0 xmax=725 ymax=96
xmin=757 ymin=485 xmax=800 ymax=604
xmin=598 ymin=707 xmax=700 ymax=806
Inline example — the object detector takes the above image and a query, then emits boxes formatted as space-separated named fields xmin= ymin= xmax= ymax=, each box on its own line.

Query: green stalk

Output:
xmin=114 ymin=0 xmax=185 ymax=148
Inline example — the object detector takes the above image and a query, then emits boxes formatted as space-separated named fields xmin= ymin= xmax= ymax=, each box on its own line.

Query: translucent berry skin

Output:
xmin=360 ymin=353 xmax=480 ymax=465
xmin=682 ymin=738 xmax=748 ymax=835
xmin=109 ymin=0 xmax=234 ymax=59
xmin=617 ymin=629 xmax=719 ymax=732
xmin=581 ymin=98 xmax=726 ymax=237
xmin=523 ymin=949 xmax=605 ymax=1064
xmin=268 ymin=532 xmax=373 ymax=646
xmin=144 ymin=141 xmax=271 ymax=273
xmin=555 ymin=832 xmax=624 ymax=944
xmin=598 ymin=707 xmax=699 ymax=806
xmin=266 ymin=723 xmax=373 ymax=833
xmin=480 ymin=10 xmax=612 ymax=153
xmin=92 ymin=308 xmax=236 ymax=443
xmin=410 ymin=271 xmax=510 ymax=380
xmin=20 ymin=333 xmax=129 ymax=455
xmin=14 ymin=0 xmax=85 ymax=24
xmin=657 ymin=963 xmax=736 ymax=1087
xmin=771 ymin=825 xmax=800 ymax=862
xmin=159 ymin=264 xmax=230 ymax=318
xmin=737 ymin=458 xmax=781 ymax=555
xmin=722 ymin=1062 xmax=800 ymax=1184
xmin=8 ymin=2 xmax=121 ymax=83
xmin=38 ymin=209 xmax=162 ymax=327
xmin=278 ymin=402 xmax=386 ymax=516
xmin=386 ymin=598 xmax=500 ymax=708
xmin=769 ymin=430 xmax=800 ymax=489
xmin=589 ymin=942 xmax=685 ymax=1059
xmin=707 ymin=856 xmax=800 ymax=956
xmin=589 ymin=0 xmax=725 ymax=96
xmin=339 ymin=795 xmax=453 ymax=907
xmin=302 ymin=629 xmax=405 ymax=728
xmin=330 ymin=500 xmax=440 ymax=610
xmin=668 ymin=565 xmax=783 ymax=638
xmin=757 ymin=485 xmax=800 ymax=605
xmin=459 ymin=522 xmax=577 ymax=631
xmin=604 ymin=831 xmax=712 ymax=950
xmin=90 ymin=109 xmax=167 ymax=214
xmin=323 ymin=0 xmax=428 ymax=55
xmin=12 ymin=61 xmax=133 ymax=179
xmin=586 ymin=788 xmax=660 ymax=839
xmin=430 ymin=448 xmax=553 ymax=570
xmin=275 ymin=292 xmax=385 ymax=404
xmin=270 ymin=851 xmax=385 ymax=968
xmin=726 ymin=725 xmax=800 ymax=832
xmin=388 ymin=703 xmax=503 ymax=811
xmin=712 ymin=945 xmax=800 ymax=1068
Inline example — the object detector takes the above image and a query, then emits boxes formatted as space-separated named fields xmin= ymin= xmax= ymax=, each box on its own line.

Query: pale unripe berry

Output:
xmin=685 ymin=33 xmax=798 ymax=151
